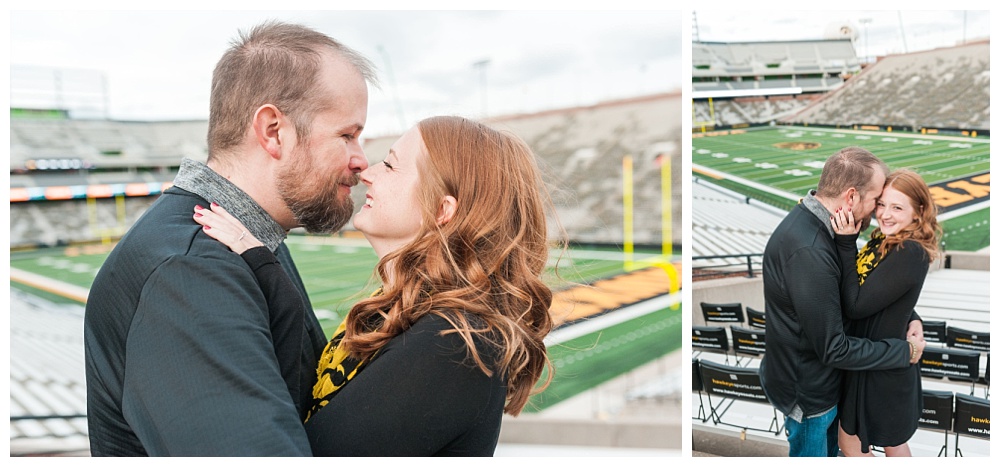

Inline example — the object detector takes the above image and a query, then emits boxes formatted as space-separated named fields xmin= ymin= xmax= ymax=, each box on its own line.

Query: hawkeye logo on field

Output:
xmin=930 ymin=172 xmax=989 ymax=212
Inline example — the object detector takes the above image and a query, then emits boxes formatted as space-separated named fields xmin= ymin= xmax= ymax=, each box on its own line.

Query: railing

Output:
xmin=691 ymin=253 xmax=764 ymax=279
xmin=11 ymin=414 xmax=87 ymax=421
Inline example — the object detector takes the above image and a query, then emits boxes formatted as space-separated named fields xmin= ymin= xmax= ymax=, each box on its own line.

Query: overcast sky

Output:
xmin=694 ymin=10 xmax=989 ymax=59
xmin=7 ymin=7 xmax=990 ymax=139
xmin=9 ymin=8 xmax=683 ymax=138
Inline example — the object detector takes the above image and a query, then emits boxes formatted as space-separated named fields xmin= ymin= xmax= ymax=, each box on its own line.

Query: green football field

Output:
xmin=693 ymin=126 xmax=990 ymax=250
xmin=10 ymin=237 xmax=680 ymax=411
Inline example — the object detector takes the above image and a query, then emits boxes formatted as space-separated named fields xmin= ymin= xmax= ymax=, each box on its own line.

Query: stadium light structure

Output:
xmin=859 ymin=18 xmax=872 ymax=63
xmin=472 ymin=59 xmax=491 ymax=117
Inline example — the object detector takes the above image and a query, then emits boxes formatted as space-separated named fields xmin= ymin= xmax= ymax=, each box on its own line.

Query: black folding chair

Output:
xmin=692 ymin=358 xmax=709 ymax=422
xmin=922 ymin=320 xmax=947 ymax=345
xmin=918 ymin=389 xmax=954 ymax=457
xmin=700 ymin=301 xmax=745 ymax=325
xmin=746 ymin=306 xmax=766 ymax=330
xmin=984 ymin=353 xmax=990 ymax=399
xmin=730 ymin=325 xmax=765 ymax=367
xmin=953 ymin=393 xmax=989 ymax=457
xmin=697 ymin=359 xmax=782 ymax=435
xmin=920 ymin=347 xmax=981 ymax=395
xmin=692 ymin=325 xmax=732 ymax=365
xmin=946 ymin=326 xmax=990 ymax=352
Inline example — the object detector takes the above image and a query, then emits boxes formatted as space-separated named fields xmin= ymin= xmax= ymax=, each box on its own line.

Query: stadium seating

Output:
xmin=693 ymin=39 xmax=860 ymax=83
xmin=10 ymin=197 xmax=157 ymax=247
xmin=785 ymin=41 xmax=990 ymax=130
xmin=466 ymin=92 xmax=682 ymax=246
xmin=692 ymin=94 xmax=820 ymax=127
xmin=690 ymin=179 xmax=785 ymax=272
xmin=9 ymin=118 xmax=207 ymax=170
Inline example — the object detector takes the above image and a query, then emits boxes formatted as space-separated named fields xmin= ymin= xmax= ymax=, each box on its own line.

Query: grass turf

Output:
xmin=693 ymin=126 xmax=990 ymax=251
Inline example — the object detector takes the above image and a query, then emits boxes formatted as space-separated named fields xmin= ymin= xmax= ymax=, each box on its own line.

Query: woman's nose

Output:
xmin=359 ymin=167 xmax=374 ymax=186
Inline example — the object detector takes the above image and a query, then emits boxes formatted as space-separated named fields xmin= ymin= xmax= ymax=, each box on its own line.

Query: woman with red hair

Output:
xmin=194 ymin=116 xmax=558 ymax=456
xmin=831 ymin=168 xmax=942 ymax=456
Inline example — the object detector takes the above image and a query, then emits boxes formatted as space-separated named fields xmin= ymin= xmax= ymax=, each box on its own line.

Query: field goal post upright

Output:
xmin=623 ymin=155 xmax=635 ymax=270
xmin=622 ymin=153 xmax=680 ymax=308
xmin=692 ymin=97 xmax=716 ymax=133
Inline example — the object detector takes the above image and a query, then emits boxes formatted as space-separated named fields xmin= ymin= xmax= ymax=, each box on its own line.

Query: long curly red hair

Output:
xmin=874 ymin=169 xmax=942 ymax=261
xmin=342 ymin=116 xmax=555 ymax=415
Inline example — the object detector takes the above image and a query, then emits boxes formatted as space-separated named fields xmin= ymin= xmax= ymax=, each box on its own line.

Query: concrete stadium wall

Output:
xmin=499 ymin=418 xmax=681 ymax=450
xmin=944 ymin=251 xmax=990 ymax=271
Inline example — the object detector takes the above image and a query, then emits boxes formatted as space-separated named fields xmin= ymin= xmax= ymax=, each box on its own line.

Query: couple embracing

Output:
xmin=761 ymin=147 xmax=943 ymax=457
xmin=85 ymin=21 xmax=555 ymax=456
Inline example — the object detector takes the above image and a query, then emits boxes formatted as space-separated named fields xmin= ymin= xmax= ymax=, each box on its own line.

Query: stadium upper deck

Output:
xmin=693 ymin=39 xmax=861 ymax=94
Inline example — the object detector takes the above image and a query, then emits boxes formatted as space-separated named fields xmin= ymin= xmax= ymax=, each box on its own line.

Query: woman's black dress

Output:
xmin=835 ymin=234 xmax=929 ymax=453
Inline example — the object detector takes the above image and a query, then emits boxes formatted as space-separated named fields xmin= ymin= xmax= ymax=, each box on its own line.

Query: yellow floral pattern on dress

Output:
xmin=304 ymin=288 xmax=382 ymax=422
xmin=856 ymin=231 xmax=885 ymax=286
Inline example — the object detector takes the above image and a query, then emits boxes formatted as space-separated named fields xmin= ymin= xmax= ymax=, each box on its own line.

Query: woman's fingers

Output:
xmin=831 ymin=207 xmax=859 ymax=235
xmin=209 ymin=202 xmax=239 ymax=223
xmin=193 ymin=204 xmax=252 ymax=253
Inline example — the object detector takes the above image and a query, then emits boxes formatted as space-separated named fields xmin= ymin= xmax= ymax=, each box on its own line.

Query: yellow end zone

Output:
xmin=548 ymin=263 xmax=682 ymax=328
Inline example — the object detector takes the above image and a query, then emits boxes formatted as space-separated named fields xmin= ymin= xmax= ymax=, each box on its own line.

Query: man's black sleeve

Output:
xmin=784 ymin=247 xmax=909 ymax=371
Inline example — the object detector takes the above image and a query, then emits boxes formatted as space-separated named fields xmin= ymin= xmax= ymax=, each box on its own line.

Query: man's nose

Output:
xmin=349 ymin=142 xmax=369 ymax=172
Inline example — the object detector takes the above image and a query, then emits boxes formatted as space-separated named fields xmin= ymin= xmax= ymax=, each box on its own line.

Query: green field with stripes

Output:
xmin=693 ymin=126 xmax=990 ymax=250
xmin=10 ymin=237 xmax=680 ymax=411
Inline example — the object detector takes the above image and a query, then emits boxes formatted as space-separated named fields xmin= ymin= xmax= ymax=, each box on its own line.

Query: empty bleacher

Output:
xmin=691 ymin=179 xmax=785 ymax=274
xmin=10 ymin=197 xmax=158 ymax=247
xmin=785 ymin=41 xmax=990 ymax=130
xmin=359 ymin=93 xmax=683 ymax=246
xmin=693 ymin=94 xmax=820 ymax=127
xmin=10 ymin=118 xmax=207 ymax=171
xmin=695 ymin=40 xmax=860 ymax=74
xmin=9 ymin=290 xmax=90 ymax=455
xmin=692 ymin=39 xmax=870 ymax=130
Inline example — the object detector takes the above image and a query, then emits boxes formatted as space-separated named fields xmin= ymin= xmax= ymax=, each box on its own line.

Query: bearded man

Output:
xmin=84 ymin=21 xmax=377 ymax=456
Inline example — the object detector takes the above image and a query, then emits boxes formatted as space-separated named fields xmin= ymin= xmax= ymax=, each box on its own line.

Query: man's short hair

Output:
xmin=815 ymin=147 xmax=889 ymax=199
xmin=207 ymin=20 xmax=378 ymax=160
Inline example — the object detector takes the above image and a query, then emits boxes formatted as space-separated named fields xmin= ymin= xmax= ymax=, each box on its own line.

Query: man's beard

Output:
xmin=858 ymin=212 xmax=873 ymax=232
xmin=276 ymin=149 xmax=358 ymax=234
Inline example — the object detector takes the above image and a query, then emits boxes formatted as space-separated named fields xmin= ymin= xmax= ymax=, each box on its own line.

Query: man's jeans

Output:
xmin=784 ymin=407 xmax=839 ymax=457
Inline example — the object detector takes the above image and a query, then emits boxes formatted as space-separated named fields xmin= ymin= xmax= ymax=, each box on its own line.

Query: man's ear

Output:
xmin=437 ymin=195 xmax=458 ymax=225
xmin=252 ymin=104 xmax=285 ymax=160
xmin=845 ymin=187 xmax=857 ymax=209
